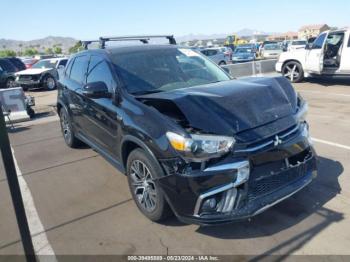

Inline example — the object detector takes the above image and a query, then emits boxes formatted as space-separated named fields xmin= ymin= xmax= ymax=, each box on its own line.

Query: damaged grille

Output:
xmin=234 ymin=124 xmax=300 ymax=154
xmin=248 ymin=149 xmax=312 ymax=200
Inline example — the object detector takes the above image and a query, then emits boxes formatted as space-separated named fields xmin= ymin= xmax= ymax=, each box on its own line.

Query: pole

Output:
xmin=0 ymin=105 xmax=37 ymax=262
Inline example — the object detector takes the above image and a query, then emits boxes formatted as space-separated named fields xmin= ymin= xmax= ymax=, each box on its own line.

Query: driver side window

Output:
xmin=312 ymin=33 xmax=327 ymax=49
xmin=87 ymin=56 xmax=116 ymax=93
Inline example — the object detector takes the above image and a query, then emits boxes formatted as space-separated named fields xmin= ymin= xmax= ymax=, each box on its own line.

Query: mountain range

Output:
xmin=0 ymin=29 xmax=276 ymax=53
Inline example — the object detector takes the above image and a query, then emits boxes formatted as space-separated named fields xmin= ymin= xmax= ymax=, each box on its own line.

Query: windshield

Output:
xmin=234 ymin=48 xmax=252 ymax=54
xmin=112 ymin=48 xmax=231 ymax=95
xmin=291 ymin=41 xmax=307 ymax=45
xmin=32 ymin=60 xmax=57 ymax=69
xmin=264 ymin=44 xmax=281 ymax=50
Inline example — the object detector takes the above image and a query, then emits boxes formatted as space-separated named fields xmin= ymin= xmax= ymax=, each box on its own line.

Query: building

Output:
xmin=298 ymin=24 xmax=330 ymax=40
xmin=267 ymin=32 xmax=299 ymax=41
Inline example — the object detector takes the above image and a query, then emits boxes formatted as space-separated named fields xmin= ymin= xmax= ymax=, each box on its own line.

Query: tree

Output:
xmin=23 ymin=48 xmax=38 ymax=56
xmin=69 ymin=41 xmax=83 ymax=54
xmin=0 ymin=49 xmax=17 ymax=57
xmin=45 ymin=48 xmax=53 ymax=54
xmin=53 ymin=46 xmax=62 ymax=54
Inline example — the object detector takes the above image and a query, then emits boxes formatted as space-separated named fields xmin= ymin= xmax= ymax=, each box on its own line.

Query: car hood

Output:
xmin=138 ymin=77 xmax=298 ymax=136
xmin=16 ymin=68 xmax=51 ymax=75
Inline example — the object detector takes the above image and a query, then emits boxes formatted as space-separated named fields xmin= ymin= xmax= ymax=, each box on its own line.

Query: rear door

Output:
xmin=64 ymin=55 xmax=89 ymax=131
xmin=305 ymin=32 xmax=328 ymax=74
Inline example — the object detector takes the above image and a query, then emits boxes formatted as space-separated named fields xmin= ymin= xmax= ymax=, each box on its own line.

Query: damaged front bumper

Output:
xmin=158 ymin=124 xmax=317 ymax=226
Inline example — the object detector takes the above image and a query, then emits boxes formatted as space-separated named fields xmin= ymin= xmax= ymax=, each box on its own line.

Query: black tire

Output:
xmin=59 ymin=107 xmax=81 ymax=148
xmin=43 ymin=75 xmax=56 ymax=90
xmin=282 ymin=61 xmax=304 ymax=83
xmin=126 ymin=148 xmax=172 ymax=222
xmin=219 ymin=61 xmax=226 ymax=66
xmin=5 ymin=78 xmax=15 ymax=88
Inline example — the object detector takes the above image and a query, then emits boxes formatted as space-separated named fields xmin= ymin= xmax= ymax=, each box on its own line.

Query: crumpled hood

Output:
xmin=139 ymin=77 xmax=298 ymax=135
xmin=16 ymin=68 xmax=51 ymax=76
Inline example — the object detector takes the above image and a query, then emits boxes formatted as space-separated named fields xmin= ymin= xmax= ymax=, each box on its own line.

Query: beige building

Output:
xmin=267 ymin=32 xmax=299 ymax=41
xmin=298 ymin=24 xmax=330 ymax=40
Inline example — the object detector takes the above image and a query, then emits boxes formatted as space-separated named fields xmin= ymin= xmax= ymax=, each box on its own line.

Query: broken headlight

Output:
xmin=166 ymin=132 xmax=235 ymax=161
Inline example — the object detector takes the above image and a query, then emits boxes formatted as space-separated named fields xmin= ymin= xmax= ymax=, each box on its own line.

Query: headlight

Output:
xmin=166 ymin=132 xmax=235 ymax=161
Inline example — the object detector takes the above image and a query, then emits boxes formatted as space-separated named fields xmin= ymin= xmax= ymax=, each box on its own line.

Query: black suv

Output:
xmin=57 ymin=35 xmax=317 ymax=225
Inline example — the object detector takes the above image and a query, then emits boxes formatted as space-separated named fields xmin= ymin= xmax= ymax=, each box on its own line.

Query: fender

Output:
xmin=121 ymin=135 xmax=165 ymax=178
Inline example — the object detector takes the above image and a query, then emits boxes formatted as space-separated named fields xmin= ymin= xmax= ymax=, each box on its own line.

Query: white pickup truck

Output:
xmin=276 ymin=28 xmax=350 ymax=82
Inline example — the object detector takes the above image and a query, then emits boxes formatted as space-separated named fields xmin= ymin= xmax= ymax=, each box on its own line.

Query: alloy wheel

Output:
xmin=46 ymin=77 xmax=56 ymax=90
xmin=130 ymin=160 xmax=157 ymax=212
xmin=60 ymin=112 xmax=72 ymax=144
xmin=283 ymin=64 xmax=300 ymax=82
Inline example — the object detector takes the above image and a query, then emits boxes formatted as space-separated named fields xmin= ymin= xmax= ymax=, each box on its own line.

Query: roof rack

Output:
xmin=81 ymin=35 xmax=176 ymax=50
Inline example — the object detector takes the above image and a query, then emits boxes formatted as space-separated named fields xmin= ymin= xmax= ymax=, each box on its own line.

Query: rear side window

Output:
xmin=312 ymin=33 xmax=327 ymax=49
xmin=348 ymin=35 xmax=350 ymax=47
xmin=70 ymin=55 xmax=89 ymax=83
xmin=87 ymin=56 xmax=115 ymax=92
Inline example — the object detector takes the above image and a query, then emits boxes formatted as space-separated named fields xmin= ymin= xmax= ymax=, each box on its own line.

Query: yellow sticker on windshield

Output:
xmin=179 ymin=48 xmax=200 ymax=57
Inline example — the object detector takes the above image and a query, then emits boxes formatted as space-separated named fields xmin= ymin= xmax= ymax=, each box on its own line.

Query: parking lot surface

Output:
xmin=1 ymin=79 xmax=350 ymax=257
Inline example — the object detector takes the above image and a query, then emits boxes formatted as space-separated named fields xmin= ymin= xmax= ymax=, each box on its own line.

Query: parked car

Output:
xmin=57 ymin=36 xmax=317 ymax=225
xmin=200 ymin=47 xmax=230 ymax=65
xmin=0 ymin=58 xmax=17 ymax=88
xmin=259 ymin=40 xmax=278 ymax=56
xmin=232 ymin=47 xmax=256 ymax=63
xmin=287 ymin=40 xmax=307 ymax=52
xmin=261 ymin=44 xmax=283 ymax=59
xmin=15 ymin=57 xmax=68 ymax=90
xmin=276 ymin=28 xmax=350 ymax=82
xmin=21 ymin=58 xmax=39 ymax=69
xmin=4 ymin=57 xmax=27 ymax=71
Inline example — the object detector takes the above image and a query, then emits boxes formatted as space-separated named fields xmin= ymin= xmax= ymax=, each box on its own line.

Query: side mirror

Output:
xmin=82 ymin=81 xmax=111 ymax=99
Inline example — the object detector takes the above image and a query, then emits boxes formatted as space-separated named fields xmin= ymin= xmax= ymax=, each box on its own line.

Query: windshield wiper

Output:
xmin=132 ymin=89 xmax=163 ymax=96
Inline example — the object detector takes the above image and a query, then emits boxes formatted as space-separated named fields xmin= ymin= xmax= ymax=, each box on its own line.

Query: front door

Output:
xmin=82 ymin=55 xmax=122 ymax=159
xmin=339 ymin=32 xmax=350 ymax=73
xmin=305 ymin=32 xmax=328 ymax=74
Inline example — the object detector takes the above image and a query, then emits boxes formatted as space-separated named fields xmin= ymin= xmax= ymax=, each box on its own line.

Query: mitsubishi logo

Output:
xmin=273 ymin=135 xmax=283 ymax=146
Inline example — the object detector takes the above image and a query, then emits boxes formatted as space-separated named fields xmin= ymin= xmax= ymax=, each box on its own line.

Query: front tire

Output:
xmin=126 ymin=148 xmax=172 ymax=222
xmin=5 ymin=78 xmax=15 ymax=88
xmin=282 ymin=61 xmax=304 ymax=83
xmin=43 ymin=75 xmax=56 ymax=90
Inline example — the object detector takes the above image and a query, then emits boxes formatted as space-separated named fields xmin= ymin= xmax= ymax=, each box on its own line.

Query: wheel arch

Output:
xmin=121 ymin=135 xmax=163 ymax=177
xmin=282 ymin=59 xmax=304 ymax=71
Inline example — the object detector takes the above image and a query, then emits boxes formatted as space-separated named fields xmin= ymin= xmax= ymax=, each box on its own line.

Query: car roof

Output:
xmin=40 ymin=57 xmax=68 ymax=62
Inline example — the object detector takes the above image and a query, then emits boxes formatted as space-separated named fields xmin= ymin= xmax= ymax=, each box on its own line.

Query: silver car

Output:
xmin=200 ymin=47 xmax=231 ymax=65
xmin=261 ymin=44 xmax=283 ymax=59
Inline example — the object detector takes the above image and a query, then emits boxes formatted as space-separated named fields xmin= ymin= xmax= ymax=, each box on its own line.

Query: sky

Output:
xmin=1 ymin=0 xmax=349 ymax=40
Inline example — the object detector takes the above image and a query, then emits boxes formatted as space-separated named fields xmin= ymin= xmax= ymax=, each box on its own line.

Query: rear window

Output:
xmin=0 ymin=59 xmax=16 ymax=72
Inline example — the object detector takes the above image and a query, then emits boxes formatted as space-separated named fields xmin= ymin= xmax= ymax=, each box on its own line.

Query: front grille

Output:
xmin=247 ymin=149 xmax=312 ymax=200
xmin=235 ymin=124 xmax=300 ymax=154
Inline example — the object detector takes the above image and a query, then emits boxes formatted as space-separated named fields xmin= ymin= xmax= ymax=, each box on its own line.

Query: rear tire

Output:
xmin=5 ymin=78 xmax=15 ymax=88
xmin=59 ymin=107 xmax=81 ymax=148
xmin=126 ymin=148 xmax=172 ymax=222
xmin=282 ymin=61 xmax=304 ymax=83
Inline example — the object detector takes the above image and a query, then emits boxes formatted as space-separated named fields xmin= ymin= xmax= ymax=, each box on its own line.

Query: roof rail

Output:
xmin=81 ymin=35 xmax=176 ymax=50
